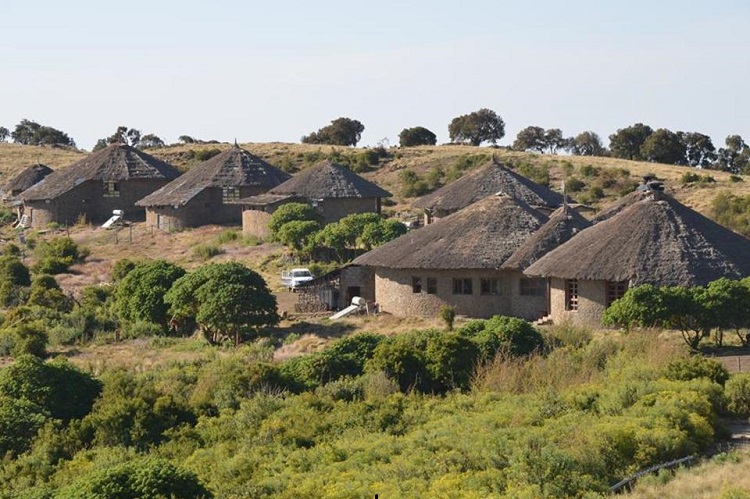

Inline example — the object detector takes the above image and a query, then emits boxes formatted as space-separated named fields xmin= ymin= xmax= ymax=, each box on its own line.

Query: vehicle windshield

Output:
xmin=292 ymin=270 xmax=312 ymax=277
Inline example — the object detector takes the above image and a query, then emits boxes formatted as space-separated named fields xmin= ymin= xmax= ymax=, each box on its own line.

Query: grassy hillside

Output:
xmin=2 ymin=141 xmax=749 ymax=219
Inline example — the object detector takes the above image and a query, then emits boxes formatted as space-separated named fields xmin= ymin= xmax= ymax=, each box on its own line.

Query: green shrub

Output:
xmin=216 ymin=229 xmax=241 ymax=244
xmin=516 ymin=161 xmax=551 ymax=186
xmin=110 ymin=258 xmax=138 ymax=282
xmin=729 ymin=175 xmax=744 ymax=183
xmin=439 ymin=306 xmax=456 ymax=331
xmin=665 ymin=356 xmax=730 ymax=386
xmin=725 ymin=373 xmax=750 ymax=416
xmin=192 ymin=243 xmax=224 ymax=260
xmin=579 ymin=164 xmax=601 ymax=177
xmin=565 ymin=177 xmax=585 ymax=193
xmin=193 ymin=148 xmax=221 ymax=161
xmin=33 ymin=256 xmax=71 ymax=274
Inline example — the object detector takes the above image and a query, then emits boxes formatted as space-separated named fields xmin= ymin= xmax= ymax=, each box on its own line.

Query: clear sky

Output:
xmin=2 ymin=1 xmax=748 ymax=151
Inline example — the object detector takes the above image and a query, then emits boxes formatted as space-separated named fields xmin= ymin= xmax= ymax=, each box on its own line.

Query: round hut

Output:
xmin=1 ymin=164 xmax=54 ymax=202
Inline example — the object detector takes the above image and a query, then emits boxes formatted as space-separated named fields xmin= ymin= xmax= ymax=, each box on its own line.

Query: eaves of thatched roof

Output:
xmin=1 ymin=164 xmax=53 ymax=198
xmin=353 ymin=194 xmax=548 ymax=270
xmin=591 ymin=188 xmax=651 ymax=223
xmin=136 ymin=146 xmax=291 ymax=207
xmin=502 ymin=205 xmax=591 ymax=270
xmin=412 ymin=159 xmax=564 ymax=212
xmin=20 ymin=144 xmax=181 ymax=201
xmin=269 ymin=160 xmax=391 ymax=199
xmin=525 ymin=193 xmax=750 ymax=286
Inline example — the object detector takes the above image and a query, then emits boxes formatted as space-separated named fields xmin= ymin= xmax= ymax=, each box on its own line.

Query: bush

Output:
xmin=439 ymin=306 xmax=456 ymax=331
xmin=665 ymin=356 xmax=730 ymax=386
xmin=467 ymin=316 xmax=545 ymax=358
xmin=193 ymin=148 xmax=221 ymax=161
xmin=564 ymin=177 xmax=585 ymax=193
xmin=729 ymin=175 xmax=744 ymax=183
xmin=33 ymin=237 xmax=87 ymax=274
xmin=192 ymin=244 xmax=224 ymax=260
xmin=726 ymin=373 xmax=750 ymax=416
xmin=113 ymin=260 xmax=186 ymax=331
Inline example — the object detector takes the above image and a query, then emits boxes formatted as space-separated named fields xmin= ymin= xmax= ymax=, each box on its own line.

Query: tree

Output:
xmin=267 ymin=202 xmax=321 ymax=240
xmin=93 ymin=125 xmax=142 ymax=151
xmin=682 ymin=132 xmax=716 ymax=167
xmin=640 ymin=128 xmax=687 ymax=165
xmin=702 ymin=278 xmax=750 ymax=346
xmin=448 ymin=108 xmax=505 ymax=146
xmin=27 ymin=274 xmax=73 ymax=312
xmin=513 ymin=126 xmax=546 ymax=153
xmin=608 ymin=123 xmax=653 ymax=160
xmin=301 ymin=117 xmax=365 ymax=146
xmin=165 ymin=262 xmax=279 ymax=345
xmin=178 ymin=135 xmax=197 ymax=144
xmin=568 ymin=131 xmax=607 ymax=156
xmin=10 ymin=119 xmax=76 ymax=147
xmin=139 ymin=133 xmax=165 ymax=149
xmin=0 ymin=126 xmax=8 ymax=142
xmin=360 ymin=218 xmax=407 ymax=249
xmin=716 ymin=135 xmax=750 ymax=173
xmin=275 ymin=220 xmax=322 ymax=257
xmin=399 ymin=126 xmax=437 ymax=147
xmin=114 ymin=260 xmax=186 ymax=331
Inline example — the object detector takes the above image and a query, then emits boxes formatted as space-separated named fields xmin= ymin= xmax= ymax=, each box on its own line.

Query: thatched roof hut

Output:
xmin=503 ymin=205 xmax=591 ymax=270
xmin=1 ymin=164 xmax=53 ymax=200
xmin=136 ymin=145 xmax=290 ymax=208
xmin=266 ymin=159 xmax=391 ymax=199
xmin=413 ymin=159 xmax=564 ymax=217
xmin=354 ymin=194 xmax=548 ymax=269
xmin=21 ymin=143 xmax=180 ymax=202
xmin=525 ymin=191 xmax=750 ymax=287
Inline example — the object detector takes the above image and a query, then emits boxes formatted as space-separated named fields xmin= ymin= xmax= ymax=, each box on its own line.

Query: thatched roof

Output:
xmin=353 ymin=194 xmax=548 ymax=269
xmin=268 ymin=160 xmax=391 ymax=199
xmin=233 ymin=193 xmax=296 ymax=207
xmin=525 ymin=193 xmax=750 ymax=286
xmin=592 ymin=189 xmax=650 ymax=223
xmin=21 ymin=144 xmax=181 ymax=201
xmin=136 ymin=146 xmax=290 ymax=207
xmin=503 ymin=205 xmax=591 ymax=270
xmin=1 ymin=164 xmax=53 ymax=198
xmin=412 ymin=159 xmax=564 ymax=213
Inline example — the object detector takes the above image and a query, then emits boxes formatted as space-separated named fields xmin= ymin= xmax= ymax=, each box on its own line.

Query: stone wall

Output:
xmin=373 ymin=268 xmax=547 ymax=320
xmin=340 ymin=266 xmax=375 ymax=308
xmin=242 ymin=209 xmax=273 ymax=239
xmin=318 ymin=197 xmax=379 ymax=224
xmin=548 ymin=277 xmax=607 ymax=326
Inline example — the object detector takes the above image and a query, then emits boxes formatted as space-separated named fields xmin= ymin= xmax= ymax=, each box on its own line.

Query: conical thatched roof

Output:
xmin=412 ymin=159 xmax=564 ymax=212
xmin=21 ymin=144 xmax=181 ymax=201
xmin=503 ymin=205 xmax=591 ymax=270
xmin=268 ymin=160 xmax=391 ymax=199
xmin=592 ymin=189 xmax=650 ymax=223
xmin=1 ymin=164 xmax=53 ymax=198
xmin=353 ymin=194 xmax=548 ymax=269
xmin=525 ymin=193 xmax=750 ymax=286
xmin=136 ymin=146 xmax=291 ymax=207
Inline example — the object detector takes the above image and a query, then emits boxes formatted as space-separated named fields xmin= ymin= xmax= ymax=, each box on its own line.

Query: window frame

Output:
xmin=480 ymin=277 xmax=500 ymax=296
xmin=412 ymin=276 xmax=422 ymax=294
xmin=426 ymin=277 xmax=437 ymax=295
xmin=452 ymin=277 xmax=473 ymax=295
xmin=565 ymin=279 xmax=579 ymax=311
xmin=102 ymin=180 xmax=120 ymax=198
xmin=520 ymin=277 xmax=546 ymax=297
xmin=221 ymin=186 xmax=240 ymax=204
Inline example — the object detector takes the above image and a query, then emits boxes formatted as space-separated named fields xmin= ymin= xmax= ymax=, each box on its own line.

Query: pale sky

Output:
xmin=2 ymin=1 xmax=748 ymax=151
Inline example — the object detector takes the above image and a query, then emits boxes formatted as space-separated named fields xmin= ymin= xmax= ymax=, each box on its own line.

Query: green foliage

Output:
xmin=439 ymin=305 xmax=456 ymax=331
xmin=569 ymin=131 xmax=607 ymax=156
xmin=301 ymin=117 xmax=365 ymax=146
xmin=399 ymin=126 xmax=437 ymax=147
xmin=192 ymin=148 xmax=221 ymax=161
xmin=109 ymin=258 xmax=137 ymax=283
xmin=515 ymin=161 xmax=551 ymax=187
xmin=711 ymin=191 xmax=750 ymax=237
xmin=191 ymin=243 xmax=224 ymax=260
xmin=725 ymin=373 xmax=750 ymax=416
xmin=56 ymin=457 xmax=211 ymax=499
xmin=665 ymin=356 xmax=730 ymax=386
xmin=0 ymin=322 xmax=49 ymax=358
xmin=165 ymin=262 xmax=279 ymax=345
xmin=602 ymin=284 xmax=670 ymax=330
xmin=28 ymin=275 xmax=73 ymax=312
xmin=730 ymin=174 xmax=744 ymax=183
xmin=0 ymin=395 xmax=47 ymax=457
xmin=275 ymin=220 xmax=321 ymax=256
xmin=267 ymin=202 xmax=320 ymax=240
xmin=448 ymin=108 xmax=505 ymax=146
xmin=313 ymin=213 xmax=405 ymax=259
xmin=609 ymin=122 xmax=653 ymax=160
xmin=0 ymin=255 xmax=31 ymax=286
xmin=11 ymin=119 xmax=76 ymax=147
xmin=113 ymin=260 xmax=186 ymax=332
xmin=641 ymin=128 xmax=687 ymax=165
xmin=564 ymin=177 xmax=585 ymax=193
xmin=215 ymin=229 xmax=241 ymax=244
xmin=32 ymin=237 xmax=87 ymax=274
xmin=681 ymin=171 xmax=716 ymax=185
xmin=399 ymin=168 xmax=429 ymax=197
xmin=460 ymin=316 xmax=544 ymax=359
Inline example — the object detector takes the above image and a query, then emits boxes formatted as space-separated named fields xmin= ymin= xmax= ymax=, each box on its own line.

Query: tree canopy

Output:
xmin=448 ymin=108 xmax=505 ymax=146
xmin=11 ymin=119 xmax=76 ymax=147
xmin=399 ymin=126 xmax=437 ymax=147
xmin=268 ymin=202 xmax=321 ymax=240
xmin=568 ymin=131 xmax=607 ymax=156
xmin=608 ymin=123 xmax=653 ymax=160
xmin=113 ymin=260 xmax=186 ymax=330
xmin=641 ymin=128 xmax=687 ymax=165
xmin=301 ymin=117 xmax=365 ymax=146
xmin=165 ymin=262 xmax=279 ymax=345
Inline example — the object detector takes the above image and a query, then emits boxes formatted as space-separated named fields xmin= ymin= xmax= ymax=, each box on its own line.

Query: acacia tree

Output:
xmin=93 ymin=126 xmax=143 ymax=151
xmin=165 ymin=262 xmax=279 ymax=345
xmin=399 ymin=126 xmax=437 ymax=147
xmin=302 ymin=117 xmax=365 ymax=146
xmin=140 ymin=133 xmax=165 ymax=149
xmin=608 ymin=123 xmax=653 ymax=160
xmin=448 ymin=108 xmax=505 ymax=146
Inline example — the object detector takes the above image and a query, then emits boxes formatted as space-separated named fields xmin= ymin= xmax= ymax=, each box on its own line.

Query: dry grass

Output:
xmin=626 ymin=449 xmax=750 ymax=498
xmin=0 ymin=143 xmax=85 ymax=179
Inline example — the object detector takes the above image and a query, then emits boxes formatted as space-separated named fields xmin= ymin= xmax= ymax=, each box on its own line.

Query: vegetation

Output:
xmin=10 ymin=119 xmax=76 ymax=148
xmin=448 ymin=108 xmax=505 ymax=146
xmin=301 ymin=117 xmax=365 ymax=146
xmin=32 ymin=237 xmax=88 ymax=275
xmin=399 ymin=126 xmax=437 ymax=147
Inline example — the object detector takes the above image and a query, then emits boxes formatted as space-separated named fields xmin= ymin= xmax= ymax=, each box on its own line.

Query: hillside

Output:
xmin=1 ymin=141 xmax=748 ymax=219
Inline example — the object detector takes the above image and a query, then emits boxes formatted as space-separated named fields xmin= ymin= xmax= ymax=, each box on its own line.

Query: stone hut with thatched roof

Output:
xmin=413 ymin=159 xmax=564 ymax=225
xmin=1 ymin=164 xmax=54 ymax=202
xmin=525 ymin=185 xmax=750 ymax=326
xmin=136 ymin=145 xmax=290 ymax=231
xmin=20 ymin=144 xmax=181 ymax=228
xmin=352 ymin=193 xmax=556 ymax=319
xmin=237 ymin=159 xmax=392 ymax=238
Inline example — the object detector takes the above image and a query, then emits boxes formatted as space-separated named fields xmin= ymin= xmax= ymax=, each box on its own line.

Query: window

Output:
xmin=222 ymin=187 xmax=240 ymax=203
xmin=520 ymin=278 xmax=546 ymax=296
xmin=412 ymin=276 xmax=422 ymax=293
xmin=452 ymin=278 xmax=472 ymax=295
xmin=103 ymin=181 xmax=120 ymax=198
xmin=606 ymin=281 xmax=628 ymax=307
xmin=426 ymin=277 xmax=437 ymax=294
xmin=565 ymin=279 xmax=579 ymax=311
xmin=480 ymin=278 xmax=500 ymax=295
